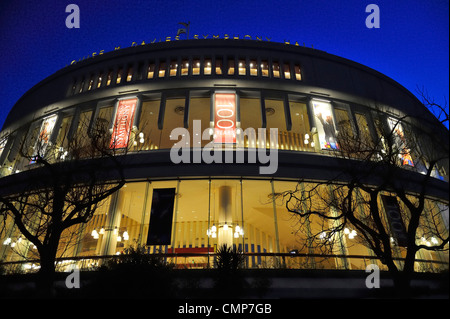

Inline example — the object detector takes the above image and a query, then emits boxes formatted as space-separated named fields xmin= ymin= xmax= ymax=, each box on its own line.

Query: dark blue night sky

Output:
xmin=0 ymin=0 xmax=448 ymax=129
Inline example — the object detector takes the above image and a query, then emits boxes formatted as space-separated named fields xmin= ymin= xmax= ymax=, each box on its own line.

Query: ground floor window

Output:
xmin=0 ymin=179 xmax=448 ymax=272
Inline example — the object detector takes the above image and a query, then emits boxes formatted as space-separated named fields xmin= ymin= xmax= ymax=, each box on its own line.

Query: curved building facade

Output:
xmin=0 ymin=39 xmax=448 ymax=272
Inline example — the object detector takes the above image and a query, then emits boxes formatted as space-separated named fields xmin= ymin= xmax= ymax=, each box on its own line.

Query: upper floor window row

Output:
xmin=70 ymin=57 xmax=303 ymax=95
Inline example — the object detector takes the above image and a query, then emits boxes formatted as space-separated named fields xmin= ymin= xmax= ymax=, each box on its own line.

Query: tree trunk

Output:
xmin=37 ymin=236 xmax=60 ymax=297
xmin=393 ymin=248 xmax=417 ymax=297
xmin=392 ymin=271 xmax=412 ymax=298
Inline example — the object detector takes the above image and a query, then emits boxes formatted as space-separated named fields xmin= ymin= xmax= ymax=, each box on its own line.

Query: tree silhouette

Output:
xmin=277 ymin=106 xmax=449 ymax=294
xmin=0 ymin=112 xmax=133 ymax=294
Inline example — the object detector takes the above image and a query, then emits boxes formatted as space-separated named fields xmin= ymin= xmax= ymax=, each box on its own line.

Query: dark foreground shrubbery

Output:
xmin=78 ymin=245 xmax=178 ymax=298
xmin=61 ymin=244 xmax=270 ymax=299
xmin=0 ymin=245 xmax=274 ymax=299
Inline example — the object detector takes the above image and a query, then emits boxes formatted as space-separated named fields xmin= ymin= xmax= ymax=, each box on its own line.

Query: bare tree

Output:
xmin=416 ymin=86 xmax=449 ymax=126
xmin=0 ymin=113 xmax=132 ymax=293
xmin=278 ymin=107 xmax=449 ymax=294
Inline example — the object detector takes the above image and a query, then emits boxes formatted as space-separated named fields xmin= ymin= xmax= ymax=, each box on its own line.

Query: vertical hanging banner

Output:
xmin=31 ymin=114 xmax=58 ymax=163
xmin=387 ymin=117 xmax=414 ymax=167
xmin=312 ymin=100 xmax=339 ymax=150
xmin=147 ymin=188 xmax=176 ymax=246
xmin=109 ymin=98 xmax=137 ymax=149
xmin=382 ymin=195 xmax=408 ymax=247
xmin=214 ymin=93 xmax=236 ymax=143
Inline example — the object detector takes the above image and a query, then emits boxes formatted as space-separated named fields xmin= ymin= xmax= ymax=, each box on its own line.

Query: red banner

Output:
xmin=110 ymin=98 xmax=137 ymax=149
xmin=214 ymin=93 xmax=236 ymax=143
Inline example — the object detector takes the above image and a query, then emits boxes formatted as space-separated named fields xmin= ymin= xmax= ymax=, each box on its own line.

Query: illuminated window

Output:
xmin=147 ymin=63 xmax=155 ymax=79
xmin=71 ymin=80 xmax=77 ymax=95
xmin=215 ymin=57 xmax=223 ymax=75
xmin=106 ymin=71 xmax=112 ymax=86
xmin=227 ymin=58 xmax=235 ymax=75
xmin=116 ymin=68 xmax=123 ymax=84
xmin=55 ymin=114 xmax=74 ymax=152
xmin=97 ymin=73 xmax=103 ymax=88
xmin=238 ymin=59 xmax=246 ymax=75
xmin=271 ymin=180 xmax=312 ymax=264
xmin=137 ymin=100 xmax=162 ymax=151
xmin=239 ymin=98 xmax=261 ymax=148
xmin=294 ymin=65 xmax=302 ymax=80
xmin=193 ymin=59 xmax=200 ymax=75
xmin=169 ymin=61 xmax=178 ymax=77
xmin=181 ymin=59 xmax=189 ymax=76
xmin=204 ymin=58 xmax=212 ymax=75
xmin=283 ymin=64 xmax=291 ymax=79
xmin=335 ymin=108 xmax=354 ymax=138
xmin=75 ymin=110 xmax=93 ymax=147
xmin=87 ymin=76 xmax=94 ymax=90
xmin=79 ymin=78 xmax=85 ymax=93
xmin=94 ymin=106 xmax=113 ymax=137
xmin=289 ymin=100 xmax=313 ymax=152
xmin=161 ymin=98 xmax=185 ymax=149
xmin=158 ymin=62 xmax=166 ymax=77
xmin=272 ymin=62 xmax=280 ymax=78
xmin=355 ymin=113 xmax=371 ymax=137
xmin=265 ymin=99 xmax=286 ymax=149
xmin=355 ymin=112 xmax=375 ymax=152
xmin=250 ymin=60 xmax=257 ymax=76
xmin=126 ymin=67 xmax=133 ymax=82
xmin=189 ymin=97 xmax=211 ymax=148
xmin=261 ymin=60 xmax=269 ymax=77
xmin=334 ymin=107 xmax=358 ymax=154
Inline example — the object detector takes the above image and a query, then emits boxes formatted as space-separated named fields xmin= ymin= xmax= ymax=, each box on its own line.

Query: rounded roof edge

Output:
xmin=1 ymin=39 xmax=440 ymax=133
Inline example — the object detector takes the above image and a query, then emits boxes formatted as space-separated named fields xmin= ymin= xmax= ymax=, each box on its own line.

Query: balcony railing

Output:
xmin=1 ymin=252 xmax=448 ymax=274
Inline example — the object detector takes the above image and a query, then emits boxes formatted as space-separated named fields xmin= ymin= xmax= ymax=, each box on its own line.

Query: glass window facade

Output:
xmin=294 ymin=65 xmax=302 ymax=80
xmin=215 ymin=57 xmax=223 ymax=75
xmin=55 ymin=114 xmax=74 ymax=157
xmin=272 ymin=61 xmax=280 ymax=78
xmin=181 ymin=59 xmax=189 ymax=76
xmin=283 ymin=63 xmax=291 ymax=79
xmin=161 ymin=98 xmax=185 ymax=149
xmin=204 ymin=59 xmax=212 ymax=75
xmin=239 ymin=98 xmax=261 ymax=148
xmin=127 ymin=67 xmax=133 ymax=82
xmin=261 ymin=60 xmax=269 ymax=77
xmin=116 ymin=69 xmax=123 ymax=84
xmin=97 ymin=73 xmax=103 ymax=88
xmin=2 ymin=178 xmax=446 ymax=272
xmin=158 ymin=62 xmax=166 ymax=78
xmin=169 ymin=61 xmax=178 ymax=77
xmin=137 ymin=100 xmax=161 ymax=151
xmin=355 ymin=112 xmax=373 ymax=146
xmin=147 ymin=63 xmax=155 ymax=79
xmin=189 ymin=97 xmax=212 ymax=148
xmin=250 ymin=60 xmax=257 ymax=76
xmin=1 ymin=44 xmax=448 ymax=278
xmin=335 ymin=108 xmax=353 ymax=138
xmin=192 ymin=59 xmax=200 ymax=75
xmin=69 ymin=55 xmax=303 ymax=96
xmin=75 ymin=110 xmax=93 ymax=140
xmin=87 ymin=76 xmax=94 ymax=90
xmin=106 ymin=71 xmax=112 ymax=86
xmin=289 ymin=100 xmax=314 ymax=152
xmin=265 ymin=99 xmax=286 ymax=149
xmin=238 ymin=59 xmax=246 ymax=76
xmin=1 ymin=90 xmax=448 ymax=181
xmin=227 ymin=58 xmax=235 ymax=75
